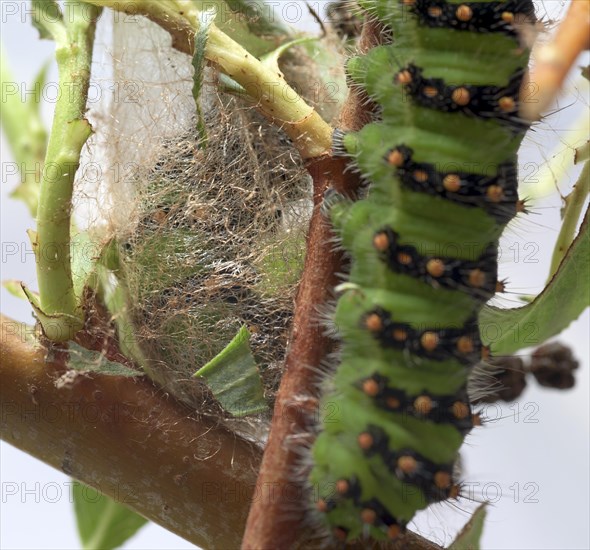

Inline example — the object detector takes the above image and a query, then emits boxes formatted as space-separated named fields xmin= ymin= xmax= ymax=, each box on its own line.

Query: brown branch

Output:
xmin=242 ymin=16 xmax=440 ymax=550
xmin=0 ymin=314 xmax=261 ymax=549
xmin=241 ymin=153 xmax=352 ymax=550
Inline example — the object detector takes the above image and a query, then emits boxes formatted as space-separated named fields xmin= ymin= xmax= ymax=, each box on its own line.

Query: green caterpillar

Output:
xmin=309 ymin=0 xmax=535 ymax=542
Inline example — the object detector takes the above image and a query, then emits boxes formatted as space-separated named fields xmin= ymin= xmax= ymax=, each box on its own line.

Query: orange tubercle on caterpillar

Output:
xmin=487 ymin=184 xmax=505 ymax=203
xmin=423 ymin=85 xmax=438 ymax=98
xmin=456 ymin=5 xmax=473 ymax=22
xmin=427 ymin=259 xmax=445 ymax=278
xmin=361 ymin=508 xmax=378 ymax=525
xmin=387 ymin=525 xmax=402 ymax=540
xmin=398 ymin=455 xmax=418 ymax=474
xmin=434 ymin=471 xmax=452 ymax=490
xmin=421 ymin=331 xmax=439 ymax=352
xmin=457 ymin=335 xmax=475 ymax=354
xmin=365 ymin=313 xmax=384 ymax=332
xmin=443 ymin=174 xmax=462 ymax=192
xmin=452 ymin=87 xmax=471 ymax=106
xmin=393 ymin=328 xmax=408 ymax=342
xmin=414 ymin=395 xmax=434 ymax=415
xmin=387 ymin=148 xmax=405 ymax=167
xmin=395 ymin=70 xmax=413 ymax=86
xmin=427 ymin=6 xmax=442 ymax=18
xmin=358 ymin=432 xmax=374 ymax=451
xmin=336 ymin=479 xmax=349 ymax=495
xmin=373 ymin=232 xmax=391 ymax=252
xmin=499 ymin=96 xmax=516 ymax=112
xmin=398 ymin=252 xmax=413 ymax=266
xmin=362 ymin=378 xmax=380 ymax=397
xmin=469 ymin=269 xmax=486 ymax=288
xmin=452 ymin=401 xmax=470 ymax=420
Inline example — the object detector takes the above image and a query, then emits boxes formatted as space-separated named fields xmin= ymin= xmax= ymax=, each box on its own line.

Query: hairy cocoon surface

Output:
xmin=115 ymin=99 xmax=310 ymax=411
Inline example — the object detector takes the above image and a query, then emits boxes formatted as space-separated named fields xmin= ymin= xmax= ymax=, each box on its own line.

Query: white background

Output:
xmin=1 ymin=1 xmax=589 ymax=549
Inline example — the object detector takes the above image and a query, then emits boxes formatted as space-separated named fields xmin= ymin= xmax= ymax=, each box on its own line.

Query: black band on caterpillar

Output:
xmin=357 ymin=425 xmax=458 ymax=502
xmin=385 ymin=145 xmax=520 ymax=223
xmin=394 ymin=65 xmax=528 ymax=130
xmin=373 ymin=227 xmax=499 ymax=299
xmin=358 ymin=374 xmax=476 ymax=433
xmin=363 ymin=309 xmax=482 ymax=365
xmin=402 ymin=0 xmax=536 ymax=36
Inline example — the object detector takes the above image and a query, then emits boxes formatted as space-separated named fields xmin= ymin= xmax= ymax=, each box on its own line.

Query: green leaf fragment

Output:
xmin=194 ymin=325 xmax=268 ymax=416
xmin=480 ymin=208 xmax=589 ymax=354
xmin=2 ymin=280 xmax=29 ymax=300
xmin=217 ymin=73 xmax=248 ymax=98
xmin=73 ymin=481 xmax=148 ymax=550
xmin=449 ymin=504 xmax=487 ymax=550
xmin=67 ymin=342 xmax=141 ymax=377
xmin=0 ymin=49 xmax=48 ymax=215
xmin=95 ymin=266 xmax=150 ymax=372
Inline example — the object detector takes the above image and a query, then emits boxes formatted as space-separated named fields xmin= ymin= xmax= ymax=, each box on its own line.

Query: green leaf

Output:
xmin=480 ymin=209 xmax=589 ymax=354
xmin=2 ymin=280 xmax=29 ymax=300
xmin=217 ymin=73 xmax=248 ymax=98
xmin=449 ymin=504 xmax=487 ymax=550
xmin=67 ymin=342 xmax=142 ymax=377
xmin=95 ymin=266 xmax=149 ymax=370
xmin=0 ymin=49 xmax=48 ymax=215
xmin=192 ymin=10 xmax=215 ymax=144
xmin=73 ymin=481 xmax=148 ymax=550
xmin=194 ymin=325 xmax=268 ymax=416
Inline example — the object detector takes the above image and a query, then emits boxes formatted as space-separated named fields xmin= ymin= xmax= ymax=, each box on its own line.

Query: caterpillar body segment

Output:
xmin=309 ymin=0 xmax=534 ymax=542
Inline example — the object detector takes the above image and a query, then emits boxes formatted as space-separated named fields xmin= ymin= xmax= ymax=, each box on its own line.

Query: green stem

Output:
xmin=549 ymin=161 xmax=590 ymax=278
xmin=34 ymin=1 xmax=101 ymax=341
xmin=84 ymin=0 xmax=333 ymax=158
